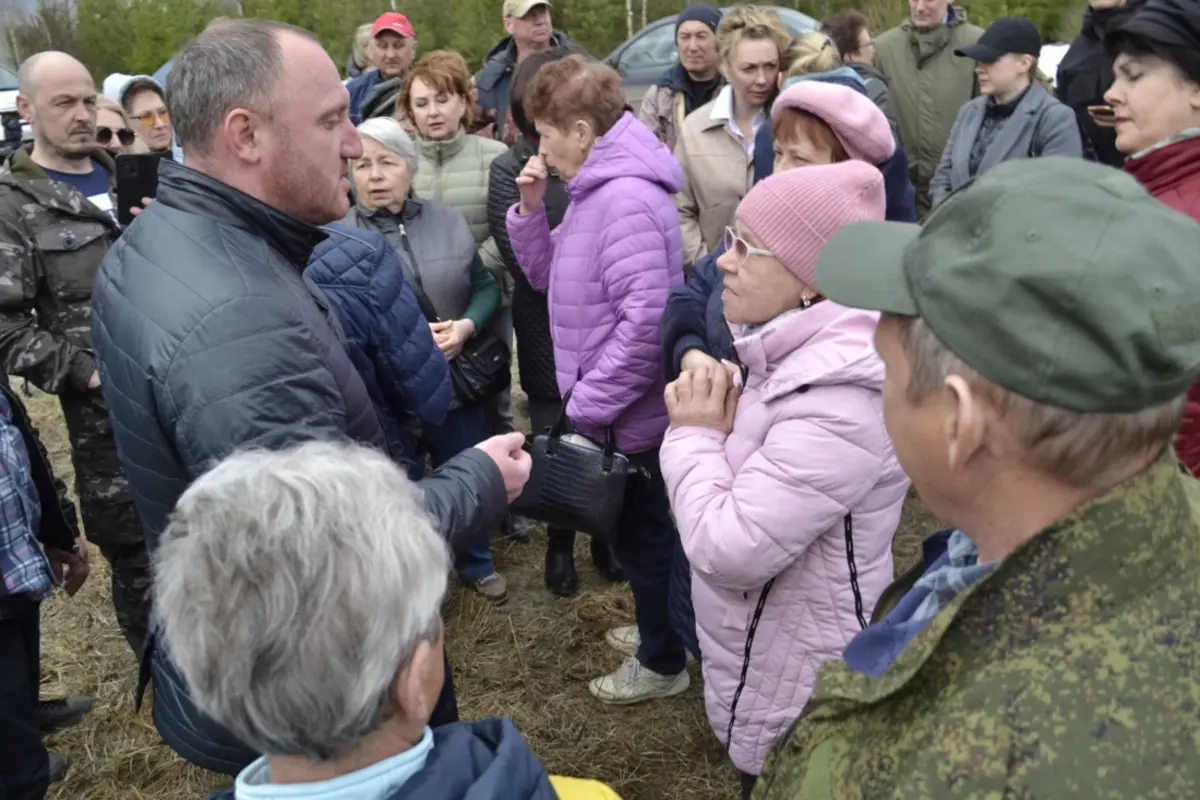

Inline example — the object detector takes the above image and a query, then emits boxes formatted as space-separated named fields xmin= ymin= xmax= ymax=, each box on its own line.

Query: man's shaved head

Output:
xmin=17 ymin=50 xmax=98 ymax=165
xmin=17 ymin=51 xmax=92 ymax=102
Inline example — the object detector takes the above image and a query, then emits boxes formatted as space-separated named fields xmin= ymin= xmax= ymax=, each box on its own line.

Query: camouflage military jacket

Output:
xmin=756 ymin=455 xmax=1200 ymax=799
xmin=0 ymin=145 xmax=119 ymax=394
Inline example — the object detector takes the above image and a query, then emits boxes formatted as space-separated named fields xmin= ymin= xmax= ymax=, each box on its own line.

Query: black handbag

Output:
xmin=410 ymin=275 xmax=510 ymax=405
xmin=511 ymin=391 xmax=630 ymax=542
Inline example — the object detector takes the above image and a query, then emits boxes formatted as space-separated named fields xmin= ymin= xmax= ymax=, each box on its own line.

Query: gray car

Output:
xmin=605 ymin=6 xmax=819 ymax=107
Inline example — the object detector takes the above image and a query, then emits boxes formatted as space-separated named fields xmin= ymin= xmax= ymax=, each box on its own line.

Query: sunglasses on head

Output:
xmin=134 ymin=108 xmax=170 ymax=128
xmin=96 ymin=126 xmax=136 ymax=147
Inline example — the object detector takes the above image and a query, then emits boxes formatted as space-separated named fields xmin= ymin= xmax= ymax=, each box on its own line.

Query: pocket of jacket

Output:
xmin=0 ymin=240 xmax=37 ymax=306
xmin=33 ymin=222 xmax=110 ymax=301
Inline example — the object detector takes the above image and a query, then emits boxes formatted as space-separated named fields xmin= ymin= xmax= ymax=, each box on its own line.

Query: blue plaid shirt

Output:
xmin=0 ymin=393 xmax=50 ymax=601
xmin=910 ymin=529 xmax=995 ymax=624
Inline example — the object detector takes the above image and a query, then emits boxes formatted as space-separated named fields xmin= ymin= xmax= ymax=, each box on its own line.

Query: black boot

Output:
xmin=36 ymin=696 xmax=92 ymax=734
xmin=590 ymin=537 xmax=627 ymax=583
xmin=544 ymin=528 xmax=578 ymax=596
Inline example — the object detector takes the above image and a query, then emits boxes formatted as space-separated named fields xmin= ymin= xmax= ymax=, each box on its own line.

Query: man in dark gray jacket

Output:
xmin=90 ymin=18 xmax=530 ymax=776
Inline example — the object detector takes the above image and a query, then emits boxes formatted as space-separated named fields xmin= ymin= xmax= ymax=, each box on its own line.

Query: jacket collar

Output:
xmin=807 ymin=452 xmax=1196 ymax=710
xmin=1 ymin=144 xmax=119 ymax=226
xmin=155 ymin=159 xmax=328 ymax=269
xmin=1125 ymin=129 xmax=1200 ymax=197
xmin=419 ymin=128 xmax=468 ymax=164
xmin=731 ymin=302 xmax=883 ymax=402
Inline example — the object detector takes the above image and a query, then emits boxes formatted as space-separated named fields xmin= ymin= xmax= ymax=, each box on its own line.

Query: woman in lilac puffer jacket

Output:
xmin=506 ymin=55 xmax=689 ymax=705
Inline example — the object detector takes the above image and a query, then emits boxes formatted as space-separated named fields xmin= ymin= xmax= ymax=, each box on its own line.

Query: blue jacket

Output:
xmin=306 ymin=224 xmax=452 ymax=470
xmin=204 ymin=718 xmax=557 ymax=800
xmin=751 ymin=69 xmax=917 ymax=224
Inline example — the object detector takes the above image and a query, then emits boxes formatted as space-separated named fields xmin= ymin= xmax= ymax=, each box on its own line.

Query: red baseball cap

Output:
xmin=371 ymin=12 xmax=415 ymax=39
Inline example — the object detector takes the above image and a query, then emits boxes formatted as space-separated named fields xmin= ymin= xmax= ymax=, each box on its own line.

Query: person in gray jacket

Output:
xmin=931 ymin=17 xmax=1082 ymax=208
xmin=90 ymin=19 xmax=530 ymax=776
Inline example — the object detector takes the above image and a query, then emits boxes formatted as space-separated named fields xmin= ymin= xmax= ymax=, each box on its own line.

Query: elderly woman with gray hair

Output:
xmin=344 ymin=117 xmax=509 ymax=604
xmin=157 ymin=441 xmax=621 ymax=800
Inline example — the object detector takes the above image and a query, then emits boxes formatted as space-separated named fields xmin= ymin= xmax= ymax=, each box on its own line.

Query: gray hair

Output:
xmin=167 ymin=18 xmax=317 ymax=157
xmin=894 ymin=314 xmax=1187 ymax=487
xmin=153 ymin=440 xmax=449 ymax=761
xmin=357 ymin=117 xmax=420 ymax=176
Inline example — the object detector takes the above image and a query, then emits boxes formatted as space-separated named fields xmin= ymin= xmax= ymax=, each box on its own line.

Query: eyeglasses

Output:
xmin=96 ymin=126 xmax=136 ymax=147
xmin=134 ymin=108 xmax=170 ymax=128
xmin=724 ymin=226 xmax=774 ymax=264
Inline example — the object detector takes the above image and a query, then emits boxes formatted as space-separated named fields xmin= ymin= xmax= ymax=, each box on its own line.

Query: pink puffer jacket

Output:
xmin=660 ymin=301 xmax=909 ymax=775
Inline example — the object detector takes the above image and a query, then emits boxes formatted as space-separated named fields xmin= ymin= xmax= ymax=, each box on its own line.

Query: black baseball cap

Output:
xmin=955 ymin=17 xmax=1042 ymax=61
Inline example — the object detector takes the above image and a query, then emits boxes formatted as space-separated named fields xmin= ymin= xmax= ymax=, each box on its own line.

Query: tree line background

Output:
xmin=5 ymin=0 xmax=1088 ymax=82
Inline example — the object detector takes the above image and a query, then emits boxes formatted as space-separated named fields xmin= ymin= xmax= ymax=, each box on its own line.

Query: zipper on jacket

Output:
xmin=725 ymin=577 xmax=776 ymax=750
xmin=844 ymin=513 xmax=867 ymax=629
xmin=725 ymin=514 xmax=867 ymax=770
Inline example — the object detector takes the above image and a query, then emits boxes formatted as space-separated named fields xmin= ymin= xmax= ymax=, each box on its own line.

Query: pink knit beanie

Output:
xmin=771 ymin=81 xmax=895 ymax=164
xmin=736 ymin=161 xmax=885 ymax=290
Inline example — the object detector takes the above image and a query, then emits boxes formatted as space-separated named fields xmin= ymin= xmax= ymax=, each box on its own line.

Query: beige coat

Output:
xmin=673 ymin=96 xmax=755 ymax=267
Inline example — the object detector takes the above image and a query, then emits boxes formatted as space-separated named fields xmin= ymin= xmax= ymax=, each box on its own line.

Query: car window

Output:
xmin=0 ymin=65 xmax=17 ymax=92
xmin=619 ymin=22 xmax=678 ymax=72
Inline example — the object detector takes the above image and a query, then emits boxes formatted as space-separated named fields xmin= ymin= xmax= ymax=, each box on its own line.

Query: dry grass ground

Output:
xmin=23 ymin=381 xmax=940 ymax=800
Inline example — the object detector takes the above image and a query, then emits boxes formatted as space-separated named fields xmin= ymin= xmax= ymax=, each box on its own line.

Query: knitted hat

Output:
xmin=771 ymin=81 xmax=895 ymax=164
xmin=676 ymin=3 xmax=722 ymax=34
xmin=737 ymin=161 xmax=886 ymax=289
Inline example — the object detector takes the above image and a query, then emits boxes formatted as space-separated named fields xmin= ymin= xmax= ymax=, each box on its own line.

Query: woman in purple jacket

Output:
xmin=506 ymin=55 xmax=689 ymax=705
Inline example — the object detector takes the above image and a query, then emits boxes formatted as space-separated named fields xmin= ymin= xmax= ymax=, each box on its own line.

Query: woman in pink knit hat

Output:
xmin=659 ymin=161 xmax=910 ymax=797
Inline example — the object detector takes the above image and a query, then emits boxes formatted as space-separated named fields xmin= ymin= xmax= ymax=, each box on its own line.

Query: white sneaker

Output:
xmin=605 ymin=625 xmax=640 ymax=657
xmin=589 ymin=655 xmax=690 ymax=705
xmin=605 ymin=625 xmax=695 ymax=662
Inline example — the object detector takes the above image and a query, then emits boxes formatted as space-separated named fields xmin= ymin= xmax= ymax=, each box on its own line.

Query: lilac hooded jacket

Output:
xmin=506 ymin=112 xmax=684 ymax=453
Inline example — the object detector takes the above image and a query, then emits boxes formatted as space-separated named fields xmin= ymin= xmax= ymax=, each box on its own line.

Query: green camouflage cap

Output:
xmin=815 ymin=157 xmax=1200 ymax=413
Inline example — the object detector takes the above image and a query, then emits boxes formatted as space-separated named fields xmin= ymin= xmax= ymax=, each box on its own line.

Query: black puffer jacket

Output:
xmin=1057 ymin=0 xmax=1145 ymax=168
xmin=487 ymin=138 xmax=568 ymax=402
xmin=92 ymin=161 xmax=509 ymax=774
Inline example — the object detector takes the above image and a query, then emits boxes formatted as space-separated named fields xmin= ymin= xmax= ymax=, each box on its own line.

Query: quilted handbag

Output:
xmin=511 ymin=391 xmax=629 ymax=542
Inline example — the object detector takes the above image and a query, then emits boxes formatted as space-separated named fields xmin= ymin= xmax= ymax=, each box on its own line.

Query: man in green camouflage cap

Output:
xmin=0 ymin=52 xmax=149 ymax=660
xmin=753 ymin=157 xmax=1200 ymax=798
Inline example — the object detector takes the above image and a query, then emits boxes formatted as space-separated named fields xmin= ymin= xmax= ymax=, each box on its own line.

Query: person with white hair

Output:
xmin=162 ymin=441 xmax=620 ymax=800
xmin=341 ymin=116 xmax=510 ymax=605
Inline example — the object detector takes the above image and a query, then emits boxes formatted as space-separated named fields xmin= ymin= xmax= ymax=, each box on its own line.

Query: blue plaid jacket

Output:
xmin=0 ymin=392 xmax=50 ymax=601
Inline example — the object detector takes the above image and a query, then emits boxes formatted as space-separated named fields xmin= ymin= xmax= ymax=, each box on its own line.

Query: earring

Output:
xmin=800 ymin=296 xmax=813 ymax=309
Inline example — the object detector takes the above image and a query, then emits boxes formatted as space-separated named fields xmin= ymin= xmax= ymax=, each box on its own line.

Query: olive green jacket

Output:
xmin=755 ymin=454 xmax=1200 ymax=798
xmin=874 ymin=7 xmax=983 ymax=218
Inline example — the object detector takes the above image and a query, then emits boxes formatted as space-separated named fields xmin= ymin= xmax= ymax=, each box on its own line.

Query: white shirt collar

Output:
xmin=709 ymin=84 xmax=766 ymax=156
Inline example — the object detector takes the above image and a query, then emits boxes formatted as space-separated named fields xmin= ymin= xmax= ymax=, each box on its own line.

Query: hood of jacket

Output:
xmin=2 ymin=143 xmax=117 ymax=184
xmin=478 ymin=31 xmax=572 ymax=88
xmin=732 ymin=300 xmax=883 ymax=402
xmin=846 ymin=61 xmax=887 ymax=84
xmin=568 ymin=111 xmax=683 ymax=201
xmin=390 ymin=718 xmax=555 ymax=800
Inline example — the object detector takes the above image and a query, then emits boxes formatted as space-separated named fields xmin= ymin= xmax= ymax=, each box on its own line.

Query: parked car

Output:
xmin=1 ymin=63 xmax=31 ymax=159
xmin=605 ymin=6 xmax=819 ymax=107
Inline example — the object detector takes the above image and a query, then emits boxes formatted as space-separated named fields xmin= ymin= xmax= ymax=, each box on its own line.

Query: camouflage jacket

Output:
xmin=755 ymin=454 xmax=1200 ymax=799
xmin=0 ymin=145 xmax=119 ymax=394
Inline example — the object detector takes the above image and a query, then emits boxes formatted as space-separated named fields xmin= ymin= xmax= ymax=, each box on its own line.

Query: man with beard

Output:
xmin=90 ymin=18 xmax=529 ymax=775
xmin=0 ymin=51 xmax=151 ymax=663
xmin=476 ymin=0 xmax=571 ymax=144
xmin=637 ymin=3 xmax=724 ymax=151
